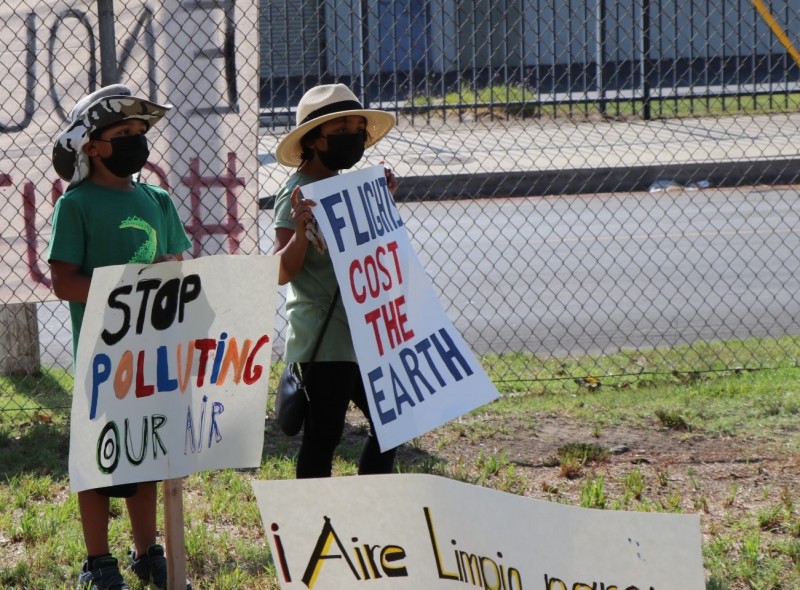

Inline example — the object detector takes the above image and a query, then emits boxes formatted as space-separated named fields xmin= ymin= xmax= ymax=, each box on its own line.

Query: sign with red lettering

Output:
xmin=253 ymin=474 xmax=706 ymax=590
xmin=302 ymin=166 xmax=499 ymax=451
xmin=69 ymin=255 xmax=278 ymax=492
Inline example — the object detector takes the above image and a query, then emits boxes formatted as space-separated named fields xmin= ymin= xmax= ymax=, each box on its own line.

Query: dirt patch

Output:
xmin=316 ymin=410 xmax=799 ymax=542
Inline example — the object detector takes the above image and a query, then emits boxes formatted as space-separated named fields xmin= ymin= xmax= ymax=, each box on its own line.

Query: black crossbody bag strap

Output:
xmin=308 ymin=287 xmax=341 ymax=364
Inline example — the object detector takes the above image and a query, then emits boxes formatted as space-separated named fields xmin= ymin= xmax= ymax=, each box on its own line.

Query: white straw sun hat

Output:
xmin=275 ymin=84 xmax=395 ymax=167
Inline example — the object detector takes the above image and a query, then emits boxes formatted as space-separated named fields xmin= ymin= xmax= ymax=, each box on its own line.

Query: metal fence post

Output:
xmin=597 ymin=0 xmax=607 ymax=117
xmin=359 ymin=0 xmax=370 ymax=108
xmin=97 ymin=0 xmax=119 ymax=85
xmin=641 ymin=0 xmax=652 ymax=120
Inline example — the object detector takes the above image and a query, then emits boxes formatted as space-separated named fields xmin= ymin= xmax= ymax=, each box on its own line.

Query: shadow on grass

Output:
xmin=0 ymin=369 xmax=72 ymax=479
xmin=261 ymin=414 xmax=446 ymax=474
xmin=0 ymin=422 xmax=70 ymax=479
xmin=0 ymin=368 xmax=72 ymax=416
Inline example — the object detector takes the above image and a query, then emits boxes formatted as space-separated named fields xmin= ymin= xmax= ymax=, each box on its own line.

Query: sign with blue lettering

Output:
xmin=301 ymin=165 xmax=499 ymax=451
xmin=254 ymin=474 xmax=706 ymax=590
xmin=69 ymin=255 xmax=279 ymax=492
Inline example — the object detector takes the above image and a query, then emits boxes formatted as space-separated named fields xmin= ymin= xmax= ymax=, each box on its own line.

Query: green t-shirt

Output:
xmin=47 ymin=181 xmax=192 ymax=358
xmin=274 ymin=172 xmax=356 ymax=363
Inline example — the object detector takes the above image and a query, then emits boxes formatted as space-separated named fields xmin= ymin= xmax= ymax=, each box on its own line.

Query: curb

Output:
xmin=259 ymin=159 xmax=800 ymax=209
xmin=392 ymin=158 xmax=800 ymax=202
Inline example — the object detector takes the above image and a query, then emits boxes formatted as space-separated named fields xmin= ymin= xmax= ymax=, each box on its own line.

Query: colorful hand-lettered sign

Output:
xmin=253 ymin=473 xmax=706 ymax=590
xmin=69 ymin=255 xmax=278 ymax=492
xmin=301 ymin=165 xmax=499 ymax=451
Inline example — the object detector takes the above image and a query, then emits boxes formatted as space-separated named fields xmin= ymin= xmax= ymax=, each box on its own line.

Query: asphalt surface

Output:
xmin=40 ymin=113 xmax=800 ymax=369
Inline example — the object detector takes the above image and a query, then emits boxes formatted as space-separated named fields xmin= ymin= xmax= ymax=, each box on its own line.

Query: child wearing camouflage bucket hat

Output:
xmin=47 ymin=84 xmax=192 ymax=590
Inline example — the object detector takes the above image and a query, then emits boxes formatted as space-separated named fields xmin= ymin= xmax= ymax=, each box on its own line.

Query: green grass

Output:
xmin=409 ymin=84 xmax=800 ymax=119
xmin=1 ymin=337 xmax=799 ymax=588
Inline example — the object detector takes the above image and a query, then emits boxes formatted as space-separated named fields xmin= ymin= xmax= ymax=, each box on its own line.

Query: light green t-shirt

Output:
xmin=48 ymin=181 xmax=192 ymax=358
xmin=274 ymin=172 xmax=356 ymax=363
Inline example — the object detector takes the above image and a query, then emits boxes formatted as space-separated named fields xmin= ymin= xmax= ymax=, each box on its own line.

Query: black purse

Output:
xmin=275 ymin=289 xmax=340 ymax=436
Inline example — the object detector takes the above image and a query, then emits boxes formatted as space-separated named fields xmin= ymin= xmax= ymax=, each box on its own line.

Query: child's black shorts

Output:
xmin=95 ymin=482 xmax=158 ymax=498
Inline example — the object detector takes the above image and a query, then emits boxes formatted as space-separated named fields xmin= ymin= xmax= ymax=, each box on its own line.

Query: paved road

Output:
xmin=263 ymin=184 xmax=799 ymax=354
xmin=39 ymin=184 xmax=800 ymax=368
xmin=38 ymin=112 xmax=800 ymax=369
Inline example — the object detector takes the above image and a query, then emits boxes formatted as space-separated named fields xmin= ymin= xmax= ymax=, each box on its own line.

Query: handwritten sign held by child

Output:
xmin=302 ymin=165 xmax=499 ymax=451
xmin=69 ymin=255 xmax=279 ymax=492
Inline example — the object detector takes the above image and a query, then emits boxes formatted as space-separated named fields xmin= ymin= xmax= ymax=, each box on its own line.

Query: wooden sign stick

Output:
xmin=163 ymin=478 xmax=188 ymax=590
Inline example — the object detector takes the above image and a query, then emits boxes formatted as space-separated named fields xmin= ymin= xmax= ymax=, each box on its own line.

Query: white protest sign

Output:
xmin=253 ymin=473 xmax=706 ymax=590
xmin=69 ymin=255 xmax=278 ymax=492
xmin=301 ymin=165 xmax=499 ymax=451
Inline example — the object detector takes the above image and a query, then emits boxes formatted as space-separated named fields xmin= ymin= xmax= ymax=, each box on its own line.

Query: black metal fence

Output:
xmin=2 ymin=0 xmax=800 ymax=423
xmin=259 ymin=0 xmax=800 ymax=119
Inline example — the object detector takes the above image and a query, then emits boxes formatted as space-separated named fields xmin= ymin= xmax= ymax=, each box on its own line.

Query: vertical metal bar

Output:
xmin=519 ymin=0 xmax=526 ymax=104
xmin=500 ymin=1 xmax=506 ymax=113
xmin=671 ymin=0 xmax=678 ymax=115
xmin=642 ymin=0 xmax=651 ymax=120
xmin=360 ymin=0 xmax=369 ymax=107
xmin=96 ymin=0 xmax=118 ymax=85
xmin=317 ymin=0 xmax=327 ymax=81
xmin=720 ymin=0 xmax=726 ymax=112
xmin=422 ymin=2 xmax=433 ymax=123
xmin=704 ymin=0 xmax=710 ymax=112
xmin=584 ymin=0 xmax=590 ymax=117
xmin=780 ymin=0 xmax=785 ymax=109
xmin=517 ymin=0 xmax=522 ymax=97
xmin=686 ymin=0 xmax=693 ymax=114
xmin=535 ymin=0 xmax=542 ymax=117
xmin=488 ymin=0 xmax=494 ymax=117
xmin=472 ymin=0 xmax=478 ymax=115
xmin=400 ymin=2 xmax=406 ymax=117
xmin=548 ymin=0 xmax=554 ymax=114
xmin=567 ymin=0 xmax=574 ymax=117
xmin=737 ymin=0 xmax=743 ymax=112
xmin=456 ymin=1 xmax=463 ymax=118
xmin=597 ymin=0 xmax=606 ymax=116
xmin=621 ymin=0 xmax=628 ymax=117
xmin=442 ymin=0 xmax=447 ymax=120
xmin=750 ymin=4 xmax=772 ymax=111
xmin=613 ymin=0 xmax=620 ymax=117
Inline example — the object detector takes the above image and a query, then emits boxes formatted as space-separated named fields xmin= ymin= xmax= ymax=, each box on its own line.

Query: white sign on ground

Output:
xmin=69 ymin=255 xmax=278 ymax=492
xmin=253 ymin=473 xmax=706 ymax=590
xmin=301 ymin=165 xmax=499 ymax=450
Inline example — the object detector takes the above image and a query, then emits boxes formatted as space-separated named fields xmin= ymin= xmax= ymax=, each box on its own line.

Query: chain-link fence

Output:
xmin=2 ymin=0 xmax=800 ymax=423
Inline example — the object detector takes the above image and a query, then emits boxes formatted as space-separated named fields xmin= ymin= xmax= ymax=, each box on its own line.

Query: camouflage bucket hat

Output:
xmin=52 ymin=84 xmax=172 ymax=185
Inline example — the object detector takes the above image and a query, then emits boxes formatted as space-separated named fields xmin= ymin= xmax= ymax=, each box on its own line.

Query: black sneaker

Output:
xmin=130 ymin=544 xmax=192 ymax=590
xmin=77 ymin=556 xmax=130 ymax=590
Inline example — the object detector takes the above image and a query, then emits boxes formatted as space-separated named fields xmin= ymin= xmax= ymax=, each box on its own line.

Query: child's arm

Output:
xmin=50 ymin=260 xmax=91 ymax=303
xmin=50 ymin=253 xmax=184 ymax=303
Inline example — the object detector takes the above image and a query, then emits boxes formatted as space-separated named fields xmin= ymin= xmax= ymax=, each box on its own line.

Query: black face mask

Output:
xmin=316 ymin=131 xmax=367 ymax=170
xmin=99 ymin=134 xmax=150 ymax=178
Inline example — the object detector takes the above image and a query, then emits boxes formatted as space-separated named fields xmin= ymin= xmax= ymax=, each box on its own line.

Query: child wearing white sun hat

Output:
xmin=272 ymin=83 xmax=399 ymax=478
xmin=274 ymin=83 xmax=395 ymax=167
